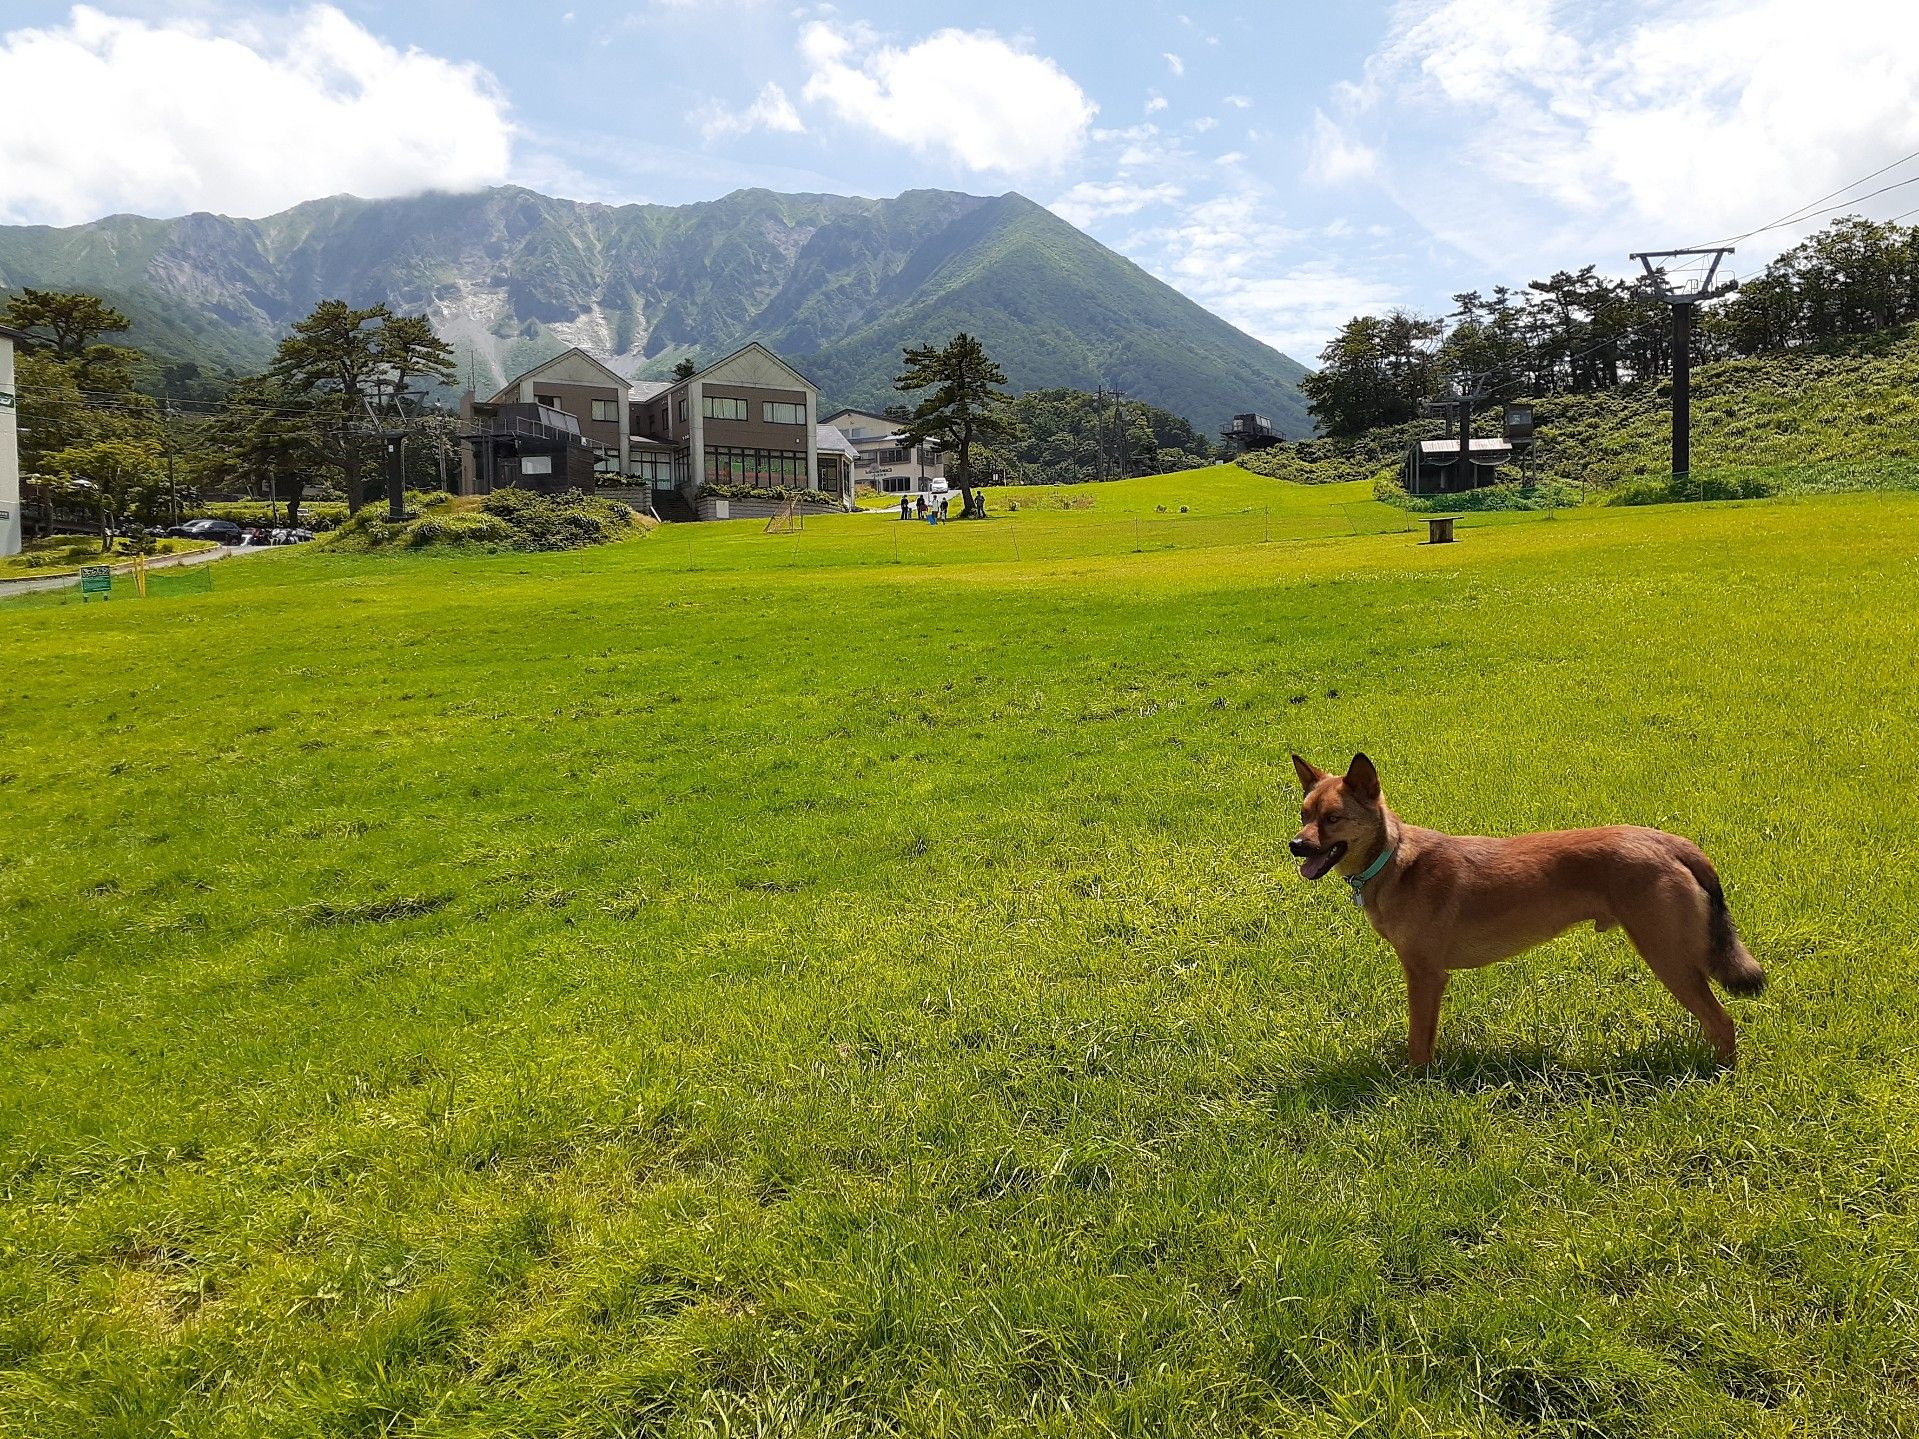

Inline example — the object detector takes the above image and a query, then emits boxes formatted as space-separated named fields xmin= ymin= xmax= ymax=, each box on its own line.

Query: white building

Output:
xmin=0 ymin=325 xmax=23 ymax=558
xmin=821 ymin=407 xmax=944 ymax=495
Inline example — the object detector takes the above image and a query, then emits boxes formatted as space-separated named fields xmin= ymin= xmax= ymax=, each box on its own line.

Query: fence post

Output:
xmin=1265 ymin=506 xmax=1271 ymax=543
xmin=1134 ymin=517 xmax=1142 ymax=552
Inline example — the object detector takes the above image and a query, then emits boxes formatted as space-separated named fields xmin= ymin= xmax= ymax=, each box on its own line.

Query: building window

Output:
xmin=763 ymin=400 xmax=805 ymax=425
xmin=882 ymin=475 xmax=911 ymax=494
xmin=521 ymin=455 xmax=553 ymax=476
xmin=628 ymin=450 xmax=680 ymax=489
xmin=703 ymin=447 xmax=808 ymax=487
xmin=702 ymin=395 xmax=748 ymax=421
xmin=535 ymin=393 xmax=560 ymax=408
xmin=877 ymin=447 xmax=907 ymax=465
xmin=677 ymin=398 xmax=688 ymax=422
xmin=591 ymin=399 xmax=618 ymax=423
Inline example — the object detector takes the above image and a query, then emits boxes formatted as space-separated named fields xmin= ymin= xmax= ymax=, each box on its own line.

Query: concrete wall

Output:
xmin=695 ymin=494 xmax=823 ymax=522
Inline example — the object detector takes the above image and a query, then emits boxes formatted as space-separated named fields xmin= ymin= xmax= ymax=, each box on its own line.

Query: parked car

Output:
xmin=165 ymin=518 xmax=244 ymax=544
xmin=268 ymin=528 xmax=315 ymax=546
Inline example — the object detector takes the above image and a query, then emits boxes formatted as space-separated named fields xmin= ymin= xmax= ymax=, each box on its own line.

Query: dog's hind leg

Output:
xmin=1622 ymin=915 xmax=1737 ymax=1065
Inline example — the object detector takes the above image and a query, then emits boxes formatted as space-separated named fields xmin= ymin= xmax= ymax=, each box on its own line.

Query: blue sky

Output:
xmin=6 ymin=1 xmax=1919 ymax=361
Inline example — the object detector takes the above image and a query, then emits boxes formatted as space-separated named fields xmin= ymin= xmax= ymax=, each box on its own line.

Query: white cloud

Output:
xmin=1050 ymin=180 xmax=1184 ymax=227
xmin=1126 ymin=192 xmax=1404 ymax=359
xmin=1163 ymin=51 xmax=1185 ymax=76
xmin=1214 ymin=151 xmax=1247 ymax=167
xmin=695 ymin=81 xmax=806 ymax=141
xmin=1224 ymin=94 xmax=1252 ymax=109
xmin=800 ymin=22 xmax=1094 ymax=174
xmin=1146 ymin=95 xmax=1169 ymax=114
xmin=1193 ymin=116 xmax=1218 ymax=133
xmin=1347 ymin=0 xmax=1919 ymax=265
xmin=1305 ymin=110 xmax=1377 ymax=186
xmin=0 ymin=5 xmax=512 ymax=225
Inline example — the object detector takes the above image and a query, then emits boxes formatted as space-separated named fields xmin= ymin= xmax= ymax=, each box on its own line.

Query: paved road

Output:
xmin=0 ymin=542 xmax=267 ymax=600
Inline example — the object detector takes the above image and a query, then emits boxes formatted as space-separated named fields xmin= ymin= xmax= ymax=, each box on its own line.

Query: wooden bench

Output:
xmin=1425 ymin=515 xmax=1457 ymax=544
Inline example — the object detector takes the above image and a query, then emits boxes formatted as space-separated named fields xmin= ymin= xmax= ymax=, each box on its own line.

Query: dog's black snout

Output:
xmin=1289 ymin=837 xmax=1316 ymax=858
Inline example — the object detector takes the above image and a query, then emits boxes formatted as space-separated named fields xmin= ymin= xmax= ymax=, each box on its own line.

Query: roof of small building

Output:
xmin=817 ymin=424 xmax=858 ymax=458
xmin=1414 ymin=438 xmax=1514 ymax=465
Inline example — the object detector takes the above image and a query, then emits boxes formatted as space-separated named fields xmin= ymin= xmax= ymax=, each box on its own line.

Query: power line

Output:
xmin=1696 ymin=149 xmax=1919 ymax=248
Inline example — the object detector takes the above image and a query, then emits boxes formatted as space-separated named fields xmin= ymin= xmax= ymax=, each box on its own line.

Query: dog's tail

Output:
xmin=1679 ymin=847 xmax=1766 ymax=996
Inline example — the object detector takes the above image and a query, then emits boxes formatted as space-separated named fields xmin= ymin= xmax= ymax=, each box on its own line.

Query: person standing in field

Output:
xmin=900 ymin=495 xmax=909 ymax=521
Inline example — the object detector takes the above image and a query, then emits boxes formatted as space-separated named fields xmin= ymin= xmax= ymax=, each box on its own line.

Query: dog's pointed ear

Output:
xmin=1344 ymin=752 xmax=1381 ymax=803
xmin=1292 ymin=754 xmax=1326 ymax=792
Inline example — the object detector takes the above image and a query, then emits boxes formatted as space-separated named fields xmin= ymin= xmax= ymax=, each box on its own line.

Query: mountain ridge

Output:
xmin=0 ymin=184 xmax=1313 ymax=432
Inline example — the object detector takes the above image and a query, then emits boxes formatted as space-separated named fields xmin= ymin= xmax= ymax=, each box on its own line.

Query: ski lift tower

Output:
xmin=1629 ymin=247 xmax=1737 ymax=485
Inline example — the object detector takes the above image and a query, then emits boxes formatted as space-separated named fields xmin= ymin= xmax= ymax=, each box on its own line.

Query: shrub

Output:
xmin=1602 ymin=473 xmax=1781 ymax=507
xmin=479 ymin=487 xmax=634 ymax=550
xmin=405 ymin=511 xmax=516 ymax=547
xmin=1375 ymin=475 xmax=1581 ymax=513
xmin=699 ymin=483 xmax=843 ymax=508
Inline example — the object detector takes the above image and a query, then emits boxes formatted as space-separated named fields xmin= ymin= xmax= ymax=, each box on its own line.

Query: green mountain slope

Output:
xmin=0 ymin=186 xmax=1311 ymax=433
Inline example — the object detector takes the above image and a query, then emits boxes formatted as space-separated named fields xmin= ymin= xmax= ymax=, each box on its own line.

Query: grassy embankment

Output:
xmin=0 ymin=535 xmax=217 ymax=581
xmin=1242 ymin=325 xmax=1919 ymax=509
xmin=3 ymin=470 xmax=1917 ymax=1436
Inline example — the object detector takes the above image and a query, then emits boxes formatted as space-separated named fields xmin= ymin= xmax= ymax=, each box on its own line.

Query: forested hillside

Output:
xmin=1251 ymin=217 xmax=1919 ymax=504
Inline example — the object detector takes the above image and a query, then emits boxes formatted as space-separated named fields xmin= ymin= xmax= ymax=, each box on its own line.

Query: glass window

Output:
xmin=878 ymin=448 xmax=906 ymax=465
xmin=702 ymin=447 xmax=812 ymax=488
xmin=702 ymin=395 xmax=748 ymax=421
xmin=763 ymin=401 xmax=805 ymax=425
xmin=591 ymin=399 xmax=618 ymax=422
xmin=677 ymin=398 xmax=687 ymax=422
xmin=521 ymin=455 xmax=553 ymax=476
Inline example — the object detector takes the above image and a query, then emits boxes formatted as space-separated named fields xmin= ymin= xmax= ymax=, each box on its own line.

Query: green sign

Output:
xmin=0 ymin=389 xmax=15 ymax=410
xmin=79 ymin=565 xmax=112 ymax=599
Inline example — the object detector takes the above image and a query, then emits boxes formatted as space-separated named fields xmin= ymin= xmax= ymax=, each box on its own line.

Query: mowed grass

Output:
xmin=3 ymin=475 xmax=1918 ymax=1437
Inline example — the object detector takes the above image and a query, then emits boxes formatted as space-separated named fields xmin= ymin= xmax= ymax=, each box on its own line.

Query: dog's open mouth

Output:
xmin=1297 ymin=841 xmax=1347 ymax=881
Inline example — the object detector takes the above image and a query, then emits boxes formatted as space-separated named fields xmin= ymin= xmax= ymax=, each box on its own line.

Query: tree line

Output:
xmin=5 ymin=294 xmax=1215 ymax=545
xmin=3 ymin=288 xmax=455 ymax=543
xmin=1301 ymin=215 xmax=1919 ymax=437
xmin=882 ymin=338 xmax=1219 ymax=499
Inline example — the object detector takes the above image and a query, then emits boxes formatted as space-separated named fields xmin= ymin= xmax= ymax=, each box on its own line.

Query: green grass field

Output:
xmin=4 ymin=471 xmax=1918 ymax=1436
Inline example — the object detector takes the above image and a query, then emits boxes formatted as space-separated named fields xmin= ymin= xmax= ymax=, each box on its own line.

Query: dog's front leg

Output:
xmin=1401 ymin=960 xmax=1449 ymax=1069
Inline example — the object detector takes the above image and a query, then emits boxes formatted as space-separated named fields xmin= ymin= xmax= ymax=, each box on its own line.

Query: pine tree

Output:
xmin=893 ymin=333 xmax=1010 ymax=516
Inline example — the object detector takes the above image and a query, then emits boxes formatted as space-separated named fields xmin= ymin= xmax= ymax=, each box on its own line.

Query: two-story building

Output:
xmin=820 ymin=407 xmax=944 ymax=496
xmin=461 ymin=341 xmax=855 ymax=519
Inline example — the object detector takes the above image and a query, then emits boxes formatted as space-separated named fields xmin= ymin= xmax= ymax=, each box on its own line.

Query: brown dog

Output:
xmin=1290 ymin=752 xmax=1765 ymax=1066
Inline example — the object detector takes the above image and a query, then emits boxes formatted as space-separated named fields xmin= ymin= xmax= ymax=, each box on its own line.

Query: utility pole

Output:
xmin=161 ymin=402 xmax=179 ymax=526
xmin=1629 ymin=247 xmax=1736 ymax=489
xmin=1094 ymin=386 xmax=1108 ymax=483
xmin=1427 ymin=372 xmax=1493 ymax=490
xmin=1113 ymin=389 xmax=1131 ymax=480
xmin=363 ymin=379 xmax=425 ymax=523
